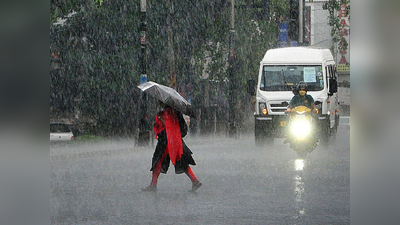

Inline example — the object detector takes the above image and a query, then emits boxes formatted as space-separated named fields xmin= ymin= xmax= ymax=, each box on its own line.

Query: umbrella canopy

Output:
xmin=137 ymin=81 xmax=194 ymax=117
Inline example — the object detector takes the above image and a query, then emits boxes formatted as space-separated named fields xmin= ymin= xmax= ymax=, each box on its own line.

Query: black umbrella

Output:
xmin=137 ymin=81 xmax=194 ymax=117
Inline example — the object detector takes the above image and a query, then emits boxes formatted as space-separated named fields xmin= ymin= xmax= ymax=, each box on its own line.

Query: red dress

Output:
xmin=150 ymin=107 xmax=195 ymax=174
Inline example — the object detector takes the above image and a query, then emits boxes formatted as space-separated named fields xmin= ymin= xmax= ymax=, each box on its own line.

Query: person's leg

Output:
xmin=185 ymin=166 xmax=198 ymax=183
xmin=142 ymin=150 xmax=168 ymax=192
xmin=151 ymin=150 xmax=169 ymax=185
xmin=186 ymin=166 xmax=202 ymax=192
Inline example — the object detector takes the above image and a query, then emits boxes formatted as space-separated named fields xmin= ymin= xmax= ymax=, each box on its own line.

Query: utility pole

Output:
xmin=136 ymin=0 xmax=149 ymax=146
xmin=166 ymin=0 xmax=176 ymax=89
xmin=299 ymin=0 xmax=304 ymax=44
xmin=228 ymin=0 xmax=237 ymax=137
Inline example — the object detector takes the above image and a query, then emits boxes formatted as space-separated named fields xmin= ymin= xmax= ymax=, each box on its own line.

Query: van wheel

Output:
xmin=266 ymin=135 xmax=274 ymax=145
xmin=255 ymin=135 xmax=265 ymax=147
xmin=255 ymin=124 xmax=265 ymax=147
xmin=330 ymin=119 xmax=338 ymax=142
xmin=320 ymin=121 xmax=330 ymax=146
xmin=255 ymin=133 xmax=274 ymax=147
xmin=255 ymin=120 xmax=274 ymax=147
xmin=254 ymin=121 xmax=265 ymax=147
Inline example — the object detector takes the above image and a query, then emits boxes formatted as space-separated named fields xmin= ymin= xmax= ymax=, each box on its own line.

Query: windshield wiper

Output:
xmin=281 ymin=69 xmax=287 ymax=86
xmin=282 ymin=70 xmax=292 ymax=90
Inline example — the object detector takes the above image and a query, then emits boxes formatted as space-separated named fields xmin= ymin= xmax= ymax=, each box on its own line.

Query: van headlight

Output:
xmin=314 ymin=100 xmax=323 ymax=114
xmin=259 ymin=103 xmax=267 ymax=115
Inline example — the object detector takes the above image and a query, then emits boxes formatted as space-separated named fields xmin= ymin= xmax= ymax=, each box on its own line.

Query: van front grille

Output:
xmin=271 ymin=103 xmax=287 ymax=107
xmin=269 ymin=102 xmax=289 ymax=113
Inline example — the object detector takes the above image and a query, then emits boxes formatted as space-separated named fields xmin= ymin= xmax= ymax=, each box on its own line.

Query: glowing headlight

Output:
xmin=259 ymin=103 xmax=267 ymax=115
xmin=290 ymin=120 xmax=312 ymax=138
xmin=262 ymin=108 xmax=267 ymax=115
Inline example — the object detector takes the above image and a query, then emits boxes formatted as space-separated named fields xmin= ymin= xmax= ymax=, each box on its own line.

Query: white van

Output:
xmin=249 ymin=47 xmax=339 ymax=146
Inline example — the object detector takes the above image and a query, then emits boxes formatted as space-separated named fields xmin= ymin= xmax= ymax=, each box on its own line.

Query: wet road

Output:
xmin=51 ymin=125 xmax=349 ymax=224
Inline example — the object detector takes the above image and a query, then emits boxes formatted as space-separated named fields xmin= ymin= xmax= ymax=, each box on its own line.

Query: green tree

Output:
xmin=50 ymin=0 xmax=291 ymax=135
xmin=51 ymin=0 xmax=141 ymax=135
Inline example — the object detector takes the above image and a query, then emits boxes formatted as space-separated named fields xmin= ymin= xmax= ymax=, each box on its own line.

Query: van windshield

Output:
xmin=260 ymin=65 xmax=324 ymax=91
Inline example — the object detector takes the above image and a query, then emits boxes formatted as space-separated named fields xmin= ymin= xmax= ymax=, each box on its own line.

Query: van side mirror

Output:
xmin=247 ymin=78 xmax=256 ymax=96
xmin=329 ymin=78 xmax=338 ymax=95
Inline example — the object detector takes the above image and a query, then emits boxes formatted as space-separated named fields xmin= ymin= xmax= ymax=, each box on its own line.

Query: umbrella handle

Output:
xmin=157 ymin=112 xmax=165 ymax=125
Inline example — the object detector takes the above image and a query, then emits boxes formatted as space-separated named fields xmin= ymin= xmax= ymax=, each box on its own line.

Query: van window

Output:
xmin=260 ymin=65 xmax=324 ymax=91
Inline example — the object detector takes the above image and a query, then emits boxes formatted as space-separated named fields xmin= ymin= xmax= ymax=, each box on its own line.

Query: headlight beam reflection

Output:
xmin=293 ymin=159 xmax=306 ymax=218
xmin=295 ymin=159 xmax=305 ymax=171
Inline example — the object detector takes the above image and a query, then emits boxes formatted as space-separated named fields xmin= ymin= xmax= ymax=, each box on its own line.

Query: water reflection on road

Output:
xmin=294 ymin=158 xmax=306 ymax=219
xmin=51 ymin=126 xmax=350 ymax=224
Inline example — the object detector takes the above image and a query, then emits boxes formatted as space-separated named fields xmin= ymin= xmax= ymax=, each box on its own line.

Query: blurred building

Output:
xmin=305 ymin=0 xmax=350 ymax=115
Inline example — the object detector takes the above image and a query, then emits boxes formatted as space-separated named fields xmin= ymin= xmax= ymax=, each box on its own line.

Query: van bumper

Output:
xmin=254 ymin=115 xmax=288 ymax=137
xmin=255 ymin=116 xmax=272 ymax=121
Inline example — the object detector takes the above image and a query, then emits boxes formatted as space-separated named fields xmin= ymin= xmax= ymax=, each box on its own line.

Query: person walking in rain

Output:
xmin=142 ymin=101 xmax=202 ymax=192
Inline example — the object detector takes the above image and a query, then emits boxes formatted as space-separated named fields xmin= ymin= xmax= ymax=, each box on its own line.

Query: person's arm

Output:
xmin=308 ymin=96 xmax=317 ymax=113
xmin=285 ymin=96 xmax=296 ymax=112
xmin=153 ymin=111 xmax=165 ymax=134
xmin=157 ymin=111 xmax=165 ymax=126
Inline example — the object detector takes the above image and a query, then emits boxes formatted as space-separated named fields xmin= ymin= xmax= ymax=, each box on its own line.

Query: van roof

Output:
xmin=261 ymin=47 xmax=334 ymax=64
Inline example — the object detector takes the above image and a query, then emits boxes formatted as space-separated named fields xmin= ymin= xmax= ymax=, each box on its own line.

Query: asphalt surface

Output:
xmin=51 ymin=125 xmax=350 ymax=224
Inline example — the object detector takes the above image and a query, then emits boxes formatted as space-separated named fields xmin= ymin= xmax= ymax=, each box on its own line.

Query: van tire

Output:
xmin=266 ymin=135 xmax=274 ymax=145
xmin=255 ymin=121 xmax=265 ymax=147
xmin=320 ymin=120 xmax=330 ymax=146
xmin=255 ymin=120 xmax=274 ymax=147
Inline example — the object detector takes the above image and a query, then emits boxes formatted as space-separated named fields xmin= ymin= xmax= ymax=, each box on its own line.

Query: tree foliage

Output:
xmin=323 ymin=0 xmax=350 ymax=61
xmin=50 ymin=0 xmax=289 ymax=136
